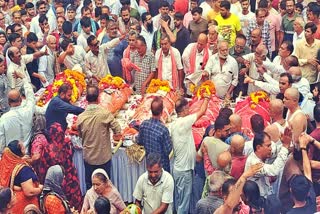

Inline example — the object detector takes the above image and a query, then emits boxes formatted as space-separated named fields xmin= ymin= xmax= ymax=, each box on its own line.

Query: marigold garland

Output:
xmin=98 ymin=74 xmax=129 ymax=90
xmin=249 ymin=91 xmax=270 ymax=109
xmin=36 ymin=70 xmax=86 ymax=107
xmin=194 ymin=80 xmax=216 ymax=99
xmin=146 ymin=79 xmax=171 ymax=93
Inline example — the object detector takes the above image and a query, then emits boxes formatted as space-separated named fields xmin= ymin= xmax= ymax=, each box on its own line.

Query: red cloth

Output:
xmin=174 ymin=0 xmax=189 ymax=15
xmin=189 ymin=43 xmax=209 ymax=74
xmin=230 ymin=156 xmax=247 ymax=180
xmin=157 ymin=47 xmax=179 ymax=88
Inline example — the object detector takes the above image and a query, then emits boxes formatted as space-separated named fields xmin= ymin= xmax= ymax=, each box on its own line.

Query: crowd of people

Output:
xmin=0 ymin=0 xmax=320 ymax=213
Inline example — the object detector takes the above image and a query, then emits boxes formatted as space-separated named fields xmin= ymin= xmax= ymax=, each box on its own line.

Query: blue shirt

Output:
xmin=138 ymin=118 xmax=172 ymax=172
xmin=101 ymin=35 xmax=128 ymax=77
xmin=45 ymin=96 xmax=84 ymax=131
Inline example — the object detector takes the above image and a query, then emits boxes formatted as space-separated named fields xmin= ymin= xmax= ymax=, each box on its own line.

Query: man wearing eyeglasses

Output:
xmin=85 ymin=34 xmax=125 ymax=80
xmin=230 ymin=34 xmax=251 ymax=98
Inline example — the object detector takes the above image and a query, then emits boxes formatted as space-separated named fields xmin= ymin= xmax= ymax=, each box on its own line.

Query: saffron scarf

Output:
xmin=157 ymin=47 xmax=179 ymax=88
xmin=189 ymin=43 xmax=209 ymax=74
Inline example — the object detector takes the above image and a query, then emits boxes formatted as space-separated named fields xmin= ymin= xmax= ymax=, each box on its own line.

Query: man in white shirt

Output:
xmin=245 ymin=131 xmax=290 ymax=198
xmin=140 ymin=12 xmax=156 ymax=52
xmin=170 ymin=96 xmax=209 ymax=213
xmin=58 ymin=40 xmax=86 ymax=71
xmin=38 ymin=35 xmax=58 ymax=84
xmin=7 ymin=46 xmax=48 ymax=90
xmin=30 ymin=1 xmax=56 ymax=36
xmin=85 ymin=34 xmax=125 ymax=79
xmin=204 ymin=40 xmax=238 ymax=99
xmin=239 ymin=0 xmax=255 ymax=37
xmin=155 ymin=36 xmax=183 ymax=89
xmin=0 ymin=79 xmax=35 ymax=156
xmin=133 ymin=153 xmax=174 ymax=214
xmin=182 ymin=33 xmax=212 ymax=76
xmin=77 ymin=17 xmax=94 ymax=52
xmin=293 ymin=17 xmax=305 ymax=49
xmin=152 ymin=1 xmax=174 ymax=30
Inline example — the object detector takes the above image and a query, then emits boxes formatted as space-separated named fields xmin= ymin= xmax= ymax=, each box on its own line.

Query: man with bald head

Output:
xmin=249 ymin=28 xmax=263 ymax=53
xmin=7 ymin=46 xmax=48 ymax=90
xmin=182 ymin=33 xmax=212 ymax=76
xmin=204 ymin=40 xmax=239 ymax=99
xmin=225 ymin=114 xmax=250 ymax=144
xmin=0 ymin=79 xmax=35 ymax=156
xmin=242 ymin=44 xmax=270 ymax=94
xmin=287 ymin=66 xmax=311 ymax=98
xmin=217 ymin=151 xmax=232 ymax=172
xmin=284 ymin=87 xmax=307 ymax=144
xmin=230 ymin=134 xmax=247 ymax=180
xmin=270 ymin=99 xmax=287 ymax=133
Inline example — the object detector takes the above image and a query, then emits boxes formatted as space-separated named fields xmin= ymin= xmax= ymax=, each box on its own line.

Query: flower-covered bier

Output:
xmin=98 ymin=75 xmax=129 ymax=90
xmin=146 ymin=79 xmax=171 ymax=94
xmin=194 ymin=80 xmax=216 ymax=99
xmin=36 ymin=70 xmax=86 ymax=107
xmin=249 ymin=91 xmax=270 ymax=109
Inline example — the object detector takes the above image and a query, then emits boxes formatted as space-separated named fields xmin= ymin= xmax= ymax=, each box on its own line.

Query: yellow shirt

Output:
xmin=294 ymin=38 xmax=320 ymax=83
xmin=215 ymin=14 xmax=241 ymax=47
xmin=207 ymin=9 xmax=220 ymax=23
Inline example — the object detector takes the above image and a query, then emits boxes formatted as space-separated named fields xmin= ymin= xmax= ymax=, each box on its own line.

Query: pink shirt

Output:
xmin=183 ymin=11 xmax=193 ymax=28
xmin=266 ymin=13 xmax=282 ymax=51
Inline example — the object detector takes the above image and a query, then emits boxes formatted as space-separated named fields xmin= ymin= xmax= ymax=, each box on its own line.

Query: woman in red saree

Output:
xmin=0 ymin=140 xmax=43 ymax=214
xmin=37 ymin=122 xmax=83 ymax=211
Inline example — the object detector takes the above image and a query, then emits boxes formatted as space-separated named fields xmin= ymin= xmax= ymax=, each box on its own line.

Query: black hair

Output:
xmin=86 ymin=85 xmax=99 ymax=102
xmin=220 ymin=0 xmax=231 ymax=10
xmin=95 ymin=7 xmax=102 ymax=18
xmin=100 ymin=14 xmax=109 ymax=22
xmin=0 ymin=187 xmax=12 ymax=213
xmin=282 ymin=40 xmax=294 ymax=54
xmin=62 ymin=21 xmax=73 ymax=35
xmin=136 ymin=35 xmax=147 ymax=46
xmin=222 ymin=178 xmax=236 ymax=196
xmin=243 ymin=180 xmax=266 ymax=212
xmin=236 ymin=33 xmax=247 ymax=41
xmin=280 ymin=72 xmax=293 ymax=84
xmin=251 ymin=114 xmax=264 ymax=133
xmin=60 ymin=39 xmax=72 ymax=51
xmin=308 ymin=3 xmax=320 ymax=17
xmin=81 ymin=6 xmax=91 ymax=15
xmin=146 ymin=153 xmax=162 ymax=168
xmin=290 ymin=175 xmax=311 ymax=202
xmin=120 ymin=0 xmax=130 ymax=5
xmin=25 ymin=2 xmax=34 ymax=9
xmin=253 ymin=132 xmax=270 ymax=152
xmin=80 ymin=17 xmax=91 ymax=28
xmin=8 ymin=140 xmax=24 ymax=157
xmin=83 ymin=0 xmax=92 ymax=7
xmin=295 ymin=2 xmax=303 ymax=11
xmin=191 ymin=6 xmax=203 ymax=15
xmin=36 ymin=0 xmax=46 ymax=9
xmin=121 ymin=5 xmax=131 ymax=14
xmin=305 ymin=22 xmax=318 ymax=34
xmin=26 ymin=32 xmax=38 ymax=43
xmin=258 ymin=0 xmax=268 ymax=9
xmin=174 ymin=12 xmax=184 ymax=20
xmin=94 ymin=196 xmax=111 ymax=214
xmin=20 ymin=9 xmax=27 ymax=16
xmin=141 ymin=12 xmax=151 ymax=23
xmin=38 ymin=14 xmax=48 ymax=24
xmin=160 ymin=1 xmax=170 ymax=8
xmin=219 ymin=107 xmax=233 ymax=119
xmin=280 ymin=0 xmax=286 ymax=10
xmin=58 ymin=83 xmax=72 ymax=94
xmin=17 ymin=0 xmax=25 ymax=6
xmin=214 ymin=115 xmax=230 ymax=131
xmin=8 ymin=33 xmax=21 ymax=44
xmin=314 ymin=103 xmax=320 ymax=123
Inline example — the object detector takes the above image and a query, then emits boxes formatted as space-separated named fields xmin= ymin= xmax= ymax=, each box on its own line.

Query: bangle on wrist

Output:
xmin=301 ymin=147 xmax=307 ymax=151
